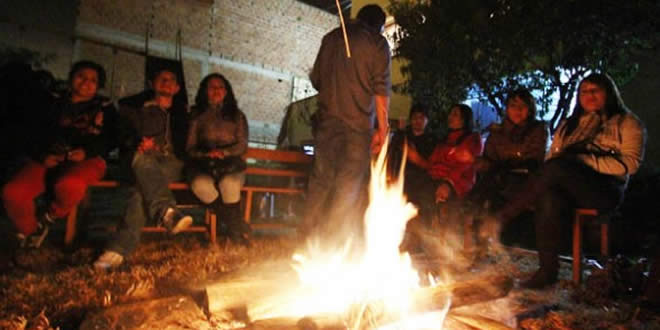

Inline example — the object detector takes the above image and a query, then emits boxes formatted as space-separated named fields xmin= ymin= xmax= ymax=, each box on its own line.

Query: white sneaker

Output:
xmin=161 ymin=207 xmax=193 ymax=235
xmin=93 ymin=250 xmax=124 ymax=270
xmin=17 ymin=223 xmax=50 ymax=249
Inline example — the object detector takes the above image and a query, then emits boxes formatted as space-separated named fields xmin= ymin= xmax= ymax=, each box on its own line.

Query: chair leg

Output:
xmin=572 ymin=215 xmax=582 ymax=285
xmin=601 ymin=223 xmax=609 ymax=256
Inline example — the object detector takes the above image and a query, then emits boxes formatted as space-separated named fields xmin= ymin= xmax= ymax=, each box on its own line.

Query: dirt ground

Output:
xmin=1 ymin=224 xmax=659 ymax=330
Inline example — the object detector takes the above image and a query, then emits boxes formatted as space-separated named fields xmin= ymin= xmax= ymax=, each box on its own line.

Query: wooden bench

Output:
xmin=64 ymin=147 xmax=312 ymax=245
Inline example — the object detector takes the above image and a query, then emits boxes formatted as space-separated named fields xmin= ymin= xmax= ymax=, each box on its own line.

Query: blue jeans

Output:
xmin=109 ymin=153 xmax=183 ymax=256
xmin=302 ymin=117 xmax=371 ymax=244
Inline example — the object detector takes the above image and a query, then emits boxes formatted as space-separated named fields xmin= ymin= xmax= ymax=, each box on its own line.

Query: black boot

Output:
xmin=223 ymin=202 xmax=251 ymax=247
xmin=212 ymin=198 xmax=230 ymax=239
xmin=521 ymin=251 xmax=559 ymax=289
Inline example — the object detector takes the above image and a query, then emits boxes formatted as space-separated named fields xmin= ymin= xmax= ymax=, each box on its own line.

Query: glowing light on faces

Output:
xmin=152 ymin=71 xmax=180 ymax=98
xmin=206 ymin=77 xmax=227 ymax=106
xmin=506 ymin=97 xmax=530 ymax=125
xmin=410 ymin=111 xmax=428 ymax=136
xmin=447 ymin=107 xmax=464 ymax=130
xmin=579 ymin=81 xmax=607 ymax=113
xmin=71 ymin=68 xmax=98 ymax=102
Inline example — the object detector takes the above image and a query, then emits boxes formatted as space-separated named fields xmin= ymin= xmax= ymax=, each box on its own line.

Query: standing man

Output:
xmin=301 ymin=4 xmax=391 ymax=243
xmin=94 ymin=68 xmax=192 ymax=270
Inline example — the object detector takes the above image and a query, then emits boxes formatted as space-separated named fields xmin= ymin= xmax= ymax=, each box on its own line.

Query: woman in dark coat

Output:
xmin=470 ymin=88 xmax=548 ymax=214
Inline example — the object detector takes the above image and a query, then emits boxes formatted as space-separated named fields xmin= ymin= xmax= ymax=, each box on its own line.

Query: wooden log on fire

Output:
xmin=203 ymin=261 xmax=300 ymax=315
xmin=448 ymin=312 xmax=514 ymax=330
xmin=425 ymin=274 xmax=514 ymax=309
xmin=205 ymin=273 xmax=513 ymax=327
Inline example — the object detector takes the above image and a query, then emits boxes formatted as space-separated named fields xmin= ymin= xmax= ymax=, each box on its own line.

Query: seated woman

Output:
xmin=485 ymin=73 xmax=646 ymax=289
xmin=401 ymin=104 xmax=482 ymax=253
xmin=2 ymin=60 xmax=116 ymax=248
xmin=470 ymin=89 xmax=548 ymax=216
xmin=185 ymin=73 xmax=250 ymax=246
xmin=407 ymin=104 xmax=483 ymax=205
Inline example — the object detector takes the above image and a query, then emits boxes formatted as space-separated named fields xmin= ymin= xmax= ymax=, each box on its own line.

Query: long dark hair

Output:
xmin=194 ymin=73 xmax=239 ymax=121
xmin=563 ymin=73 xmax=628 ymax=136
xmin=446 ymin=103 xmax=474 ymax=145
xmin=450 ymin=103 xmax=474 ymax=133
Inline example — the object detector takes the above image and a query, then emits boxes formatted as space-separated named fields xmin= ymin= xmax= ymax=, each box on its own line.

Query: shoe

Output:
xmin=38 ymin=210 xmax=56 ymax=225
xmin=520 ymin=269 xmax=559 ymax=289
xmin=477 ymin=215 xmax=501 ymax=243
xmin=160 ymin=207 xmax=193 ymax=234
xmin=520 ymin=252 xmax=559 ymax=289
xmin=230 ymin=232 xmax=252 ymax=247
xmin=17 ymin=222 xmax=50 ymax=249
xmin=93 ymin=250 xmax=124 ymax=270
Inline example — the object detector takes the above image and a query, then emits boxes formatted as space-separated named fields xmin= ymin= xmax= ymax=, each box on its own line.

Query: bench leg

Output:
xmin=244 ymin=190 xmax=253 ymax=224
xmin=601 ymin=223 xmax=609 ymax=256
xmin=209 ymin=210 xmax=217 ymax=244
xmin=65 ymin=206 xmax=78 ymax=246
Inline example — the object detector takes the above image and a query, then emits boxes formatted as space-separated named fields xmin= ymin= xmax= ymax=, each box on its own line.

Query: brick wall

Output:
xmin=75 ymin=0 xmax=337 ymax=144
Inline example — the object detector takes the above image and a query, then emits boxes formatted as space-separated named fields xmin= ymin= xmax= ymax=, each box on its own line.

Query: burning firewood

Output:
xmin=205 ymin=273 xmax=513 ymax=327
xmin=448 ymin=312 xmax=514 ymax=330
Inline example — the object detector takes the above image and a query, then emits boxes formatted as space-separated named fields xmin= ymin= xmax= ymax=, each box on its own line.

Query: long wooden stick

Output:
xmin=335 ymin=0 xmax=351 ymax=58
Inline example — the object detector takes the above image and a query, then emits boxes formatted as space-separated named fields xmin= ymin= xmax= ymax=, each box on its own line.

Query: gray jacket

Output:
xmin=310 ymin=20 xmax=391 ymax=133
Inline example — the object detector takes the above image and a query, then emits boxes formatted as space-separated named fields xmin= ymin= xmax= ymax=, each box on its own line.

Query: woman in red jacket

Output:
xmin=407 ymin=104 xmax=483 ymax=203
xmin=400 ymin=104 xmax=482 ymax=253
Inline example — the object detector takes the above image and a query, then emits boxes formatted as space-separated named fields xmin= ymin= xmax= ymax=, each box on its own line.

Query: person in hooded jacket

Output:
xmin=2 ymin=60 xmax=117 ymax=248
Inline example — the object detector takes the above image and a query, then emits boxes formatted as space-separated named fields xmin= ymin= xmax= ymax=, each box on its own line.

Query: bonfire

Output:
xmin=203 ymin=138 xmax=513 ymax=329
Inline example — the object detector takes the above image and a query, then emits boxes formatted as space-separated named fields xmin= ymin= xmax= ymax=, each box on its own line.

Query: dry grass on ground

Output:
xmin=1 ymin=235 xmax=659 ymax=330
xmin=0 ymin=235 xmax=297 ymax=329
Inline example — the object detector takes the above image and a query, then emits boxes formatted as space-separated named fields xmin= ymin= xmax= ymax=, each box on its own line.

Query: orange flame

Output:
xmin=248 ymin=137 xmax=451 ymax=329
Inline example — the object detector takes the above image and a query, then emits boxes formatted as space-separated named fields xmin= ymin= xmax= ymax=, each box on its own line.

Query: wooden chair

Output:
xmin=572 ymin=208 xmax=612 ymax=284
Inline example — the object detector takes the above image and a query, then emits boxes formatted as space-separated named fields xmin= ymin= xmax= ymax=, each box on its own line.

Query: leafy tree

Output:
xmin=389 ymin=0 xmax=660 ymax=132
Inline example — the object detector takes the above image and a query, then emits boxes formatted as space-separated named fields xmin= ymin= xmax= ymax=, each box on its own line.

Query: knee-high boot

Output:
xmin=521 ymin=251 xmax=559 ymax=289
xmin=211 ymin=198 xmax=230 ymax=238
xmin=223 ymin=202 xmax=251 ymax=246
